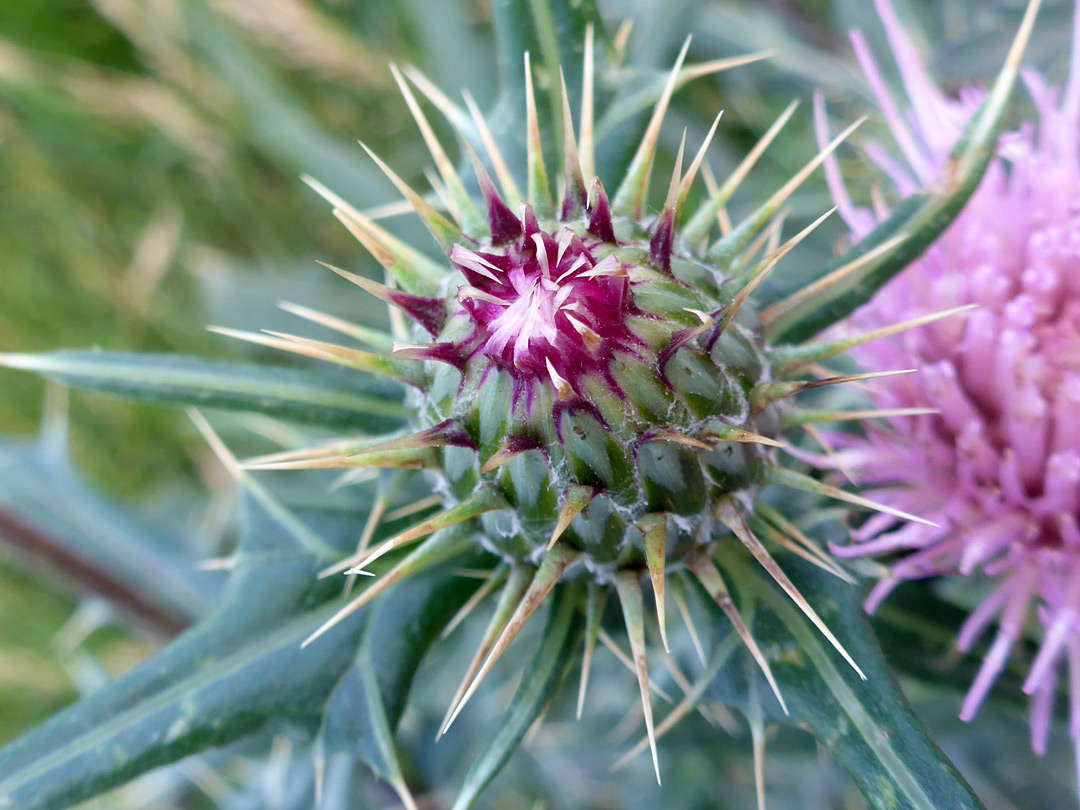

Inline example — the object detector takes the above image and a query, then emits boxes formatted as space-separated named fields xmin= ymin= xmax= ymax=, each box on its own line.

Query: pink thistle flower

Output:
xmin=820 ymin=0 xmax=1080 ymax=772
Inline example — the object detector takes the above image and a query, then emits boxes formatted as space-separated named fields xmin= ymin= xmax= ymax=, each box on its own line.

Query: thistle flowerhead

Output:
xmin=821 ymin=0 xmax=1080 ymax=776
xmin=267 ymin=38 xmax=895 ymax=784
xmin=226 ymin=16 xmax=1025 ymax=785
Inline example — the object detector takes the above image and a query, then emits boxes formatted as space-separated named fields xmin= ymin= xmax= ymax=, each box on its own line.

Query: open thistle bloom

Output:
xmin=821 ymin=0 xmax=1080 ymax=777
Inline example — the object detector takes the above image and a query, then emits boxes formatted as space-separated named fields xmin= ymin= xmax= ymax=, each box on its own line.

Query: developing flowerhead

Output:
xmin=229 ymin=28 xmax=962 ymax=794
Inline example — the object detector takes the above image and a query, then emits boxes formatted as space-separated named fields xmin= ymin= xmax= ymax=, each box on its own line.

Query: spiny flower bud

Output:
xmin=234 ymin=38 xmax=927 ymax=785
xmin=172 ymin=18 xmax=1030 ymax=804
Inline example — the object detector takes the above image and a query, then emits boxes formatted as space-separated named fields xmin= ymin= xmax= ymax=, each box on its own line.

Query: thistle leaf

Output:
xmin=320 ymin=570 xmax=485 ymax=801
xmin=321 ymin=658 xmax=418 ymax=810
xmin=0 ymin=351 xmax=407 ymax=432
xmin=0 ymin=499 xmax=477 ymax=810
xmin=699 ymin=525 xmax=990 ymax=810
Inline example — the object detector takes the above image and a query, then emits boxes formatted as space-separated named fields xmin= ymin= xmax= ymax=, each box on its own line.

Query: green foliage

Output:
xmin=0 ymin=496 xmax=479 ymax=810
xmin=0 ymin=352 xmax=407 ymax=432
xmin=0 ymin=563 xmax=107 ymax=748
xmin=707 ymin=539 xmax=985 ymax=810
xmin=452 ymin=584 xmax=583 ymax=809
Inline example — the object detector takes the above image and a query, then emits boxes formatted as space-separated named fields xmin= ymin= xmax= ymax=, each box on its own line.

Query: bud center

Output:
xmin=452 ymin=222 xmax=633 ymax=389
xmin=485 ymin=267 xmax=583 ymax=366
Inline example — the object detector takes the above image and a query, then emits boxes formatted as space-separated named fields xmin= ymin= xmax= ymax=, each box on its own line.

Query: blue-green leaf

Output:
xmin=0 ymin=351 xmax=406 ymax=431
xmin=452 ymin=583 xmax=583 ymax=810
xmin=0 ymin=497 xmax=474 ymax=810
xmin=700 ymin=530 xmax=988 ymax=810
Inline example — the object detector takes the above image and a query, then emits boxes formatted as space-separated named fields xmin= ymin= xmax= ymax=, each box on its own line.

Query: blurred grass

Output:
xmin=0 ymin=0 xmax=486 ymax=494
xmin=0 ymin=560 xmax=81 ymax=745
xmin=0 ymin=556 xmax=153 ymax=746
xmin=0 ymin=0 xmax=442 ymax=767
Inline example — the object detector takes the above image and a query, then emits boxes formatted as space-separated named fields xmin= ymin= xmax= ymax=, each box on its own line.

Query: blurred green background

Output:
xmin=0 ymin=0 xmax=1075 ymax=807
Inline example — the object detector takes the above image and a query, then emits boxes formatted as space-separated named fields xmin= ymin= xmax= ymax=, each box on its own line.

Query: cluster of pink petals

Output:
xmin=821 ymin=0 xmax=1080 ymax=762
xmin=452 ymin=205 xmax=636 ymax=392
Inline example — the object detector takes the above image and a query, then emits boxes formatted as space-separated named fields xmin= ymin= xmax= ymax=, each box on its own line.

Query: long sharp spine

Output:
xmin=677 ymin=111 xmax=723 ymax=220
xmin=717 ymin=207 xmax=836 ymax=335
xmin=597 ymin=629 xmax=674 ymax=703
xmin=358 ymin=140 xmax=469 ymax=254
xmin=768 ymin=303 xmax=976 ymax=372
xmin=717 ymin=499 xmax=865 ymax=679
xmin=611 ymin=634 xmax=731 ymax=772
xmin=439 ymin=564 xmax=534 ymax=738
xmin=614 ymin=571 xmax=662 ymax=784
xmin=302 ymin=176 xmax=447 ymax=294
xmin=348 ymin=420 xmax=473 ymax=458
xmin=577 ymin=581 xmax=607 ymax=719
xmin=751 ymin=368 xmax=917 ymax=413
xmin=687 ymin=551 xmax=788 ymax=715
xmin=559 ymin=68 xmax=587 ymax=219
xmin=319 ymin=261 xmax=445 ymax=336
xmin=390 ymin=63 xmax=482 ymax=231
xmin=784 ymin=407 xmax=939 ymax=427
xmin=303 ymin=527 xmax=470 ymax=649
xmin=766 ymin=466 xmax=939 ymax=528
xmin=462 ymin=90 xmax=524 ymax=206
xmin=207 ymin=326 xmax=417 ymax=384
xmin=700 ymin=419 xmax=784 ymax=448
xmin=612 ymin=37 xmax=692 ymax=219
xmin=760 ymin=233 xmax=909 ymax=335
xmin=670 ymin=574 xmax=707 ymax=666
xmin=524 ymin=53 xmax=554 ymax=215
xmin=580 ymin=24 xmax=596 ymax=182
xmin=707 ymin=116 xmax=864 ymax=265
xmin=277 ymin=301 xmax=395 ymax=352
xmin=320 ymin=488 xmax=502 ymax=579
xmin=190 ymin=410 xmax=337 ymax=560
xmin=440 ymin=545 xmax=578 ymax=734
xmin=682 ymin=100 xmax=798 ymax=249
